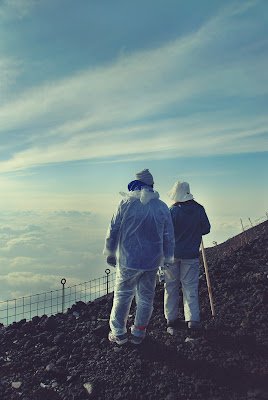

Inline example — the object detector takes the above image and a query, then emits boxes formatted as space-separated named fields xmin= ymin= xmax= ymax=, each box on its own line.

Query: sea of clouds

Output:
xmin=0 ymin=210 xmax=109 ymax=302
xmin=0 ymin=208 xmax=256 ymax=304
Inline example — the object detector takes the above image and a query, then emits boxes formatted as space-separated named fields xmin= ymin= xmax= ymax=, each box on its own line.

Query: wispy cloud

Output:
xmin=0 ymin=57 xmax=22 ymax=105
xmin=0 ymin=0 xmax=267 ymax=173
xmin=0 ymin=0 xmax=36 ymax=20
xmin=0 ymin=113 xmax=267 ymax=173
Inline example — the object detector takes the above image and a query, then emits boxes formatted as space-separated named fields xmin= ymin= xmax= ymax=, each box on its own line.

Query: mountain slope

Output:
xmin=0 ymin=221 xmax=267 ymax=400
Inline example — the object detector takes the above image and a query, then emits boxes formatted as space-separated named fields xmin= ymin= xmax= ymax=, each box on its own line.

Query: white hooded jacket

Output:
xmin=103 ymin=188 xmax=175 ymax=270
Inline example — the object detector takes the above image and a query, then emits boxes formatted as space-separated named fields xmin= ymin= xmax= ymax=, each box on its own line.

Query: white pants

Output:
xmin=110 ymin=266 xmax=158 ymax=338
xmin=164 ymin=258 xmax=200 ymax=322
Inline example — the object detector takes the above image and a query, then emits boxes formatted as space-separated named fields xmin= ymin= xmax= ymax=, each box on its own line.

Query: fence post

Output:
xmin=105 ymin=269 xmax=111 ymax=295
xmin=240 ymin=218 xmax=248 ymax=244
xmin=248 ymin=217 xmax=253 ymax=228
xmin=212 ymin=241 xmax=219 ymax=258
xmin=6 ymin=300 xmax=9 ymax=326
xmin=227 ymin=238 xmax=232 ymax=255
xmin=61 ymin=279 xmax=66 ymax=313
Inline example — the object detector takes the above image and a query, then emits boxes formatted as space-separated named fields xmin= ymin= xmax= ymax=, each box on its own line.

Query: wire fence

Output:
xmin=0 ymin=268 xmax=116 ymax=327
xmin=210 ymin=214 xmax=268 ymax=259
xmin=0 ymin=214 xmax=267 ymax=327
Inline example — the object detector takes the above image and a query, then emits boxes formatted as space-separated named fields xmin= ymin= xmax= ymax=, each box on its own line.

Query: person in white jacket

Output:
xmin=103 ymin=169 xmax=174 ymax=345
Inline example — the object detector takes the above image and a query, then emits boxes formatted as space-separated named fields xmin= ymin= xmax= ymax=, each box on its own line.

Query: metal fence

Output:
xmin=0 ymin=268 xmax=116 ymax=327
xmin=211 ymin=214 xmax=268 ymax=258
xmin=1 ymin=214 xmax=267 ymax=327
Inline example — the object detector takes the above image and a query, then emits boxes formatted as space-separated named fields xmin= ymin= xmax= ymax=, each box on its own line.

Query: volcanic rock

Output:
xmin=0 ymin=221 xmax=267 ymax=399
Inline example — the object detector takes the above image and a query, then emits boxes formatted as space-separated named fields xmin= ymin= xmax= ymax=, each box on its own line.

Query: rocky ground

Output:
xmin=0 ymin=221 xmax=268 ymax=400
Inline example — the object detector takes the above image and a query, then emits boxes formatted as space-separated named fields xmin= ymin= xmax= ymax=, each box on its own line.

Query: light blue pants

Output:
xmin=164 ymin=258 xmax=200 ymax=322
xmin=110 ymin=266 xmax=158 ymax=338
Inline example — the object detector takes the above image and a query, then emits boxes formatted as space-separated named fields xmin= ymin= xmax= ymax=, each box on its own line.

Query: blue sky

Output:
xmin=0 ymin=0 xmax=267 ymax=302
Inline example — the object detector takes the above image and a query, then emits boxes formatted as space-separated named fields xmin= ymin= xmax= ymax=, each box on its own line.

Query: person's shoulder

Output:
xmin=192 ymin=201 xmax=208 ymax=215
xmin=154 ymin=198 xmax=170 ymax=211
xmin=169 ymin=203 xmax=180 ymax=212
xmin=117 ymin=196 xmax=132 ymax=209
xmin=192 ymin=200 xmax=204 ymax=209
xmin=118 ymin=197 xmax=128 ymax=205
xmin=156 ymin=198 xmax=167 ymax=206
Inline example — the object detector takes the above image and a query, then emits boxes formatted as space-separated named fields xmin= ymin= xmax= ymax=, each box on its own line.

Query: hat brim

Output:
xmin=167 ymin=190 xmax=193 ymax=202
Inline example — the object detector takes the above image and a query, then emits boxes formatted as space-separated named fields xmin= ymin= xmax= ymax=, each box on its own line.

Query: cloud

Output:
xmin=0 ymin=271 xmax=77 ymax=288
xmin=54 ymin=210 xmax=91 ymax=218
xmin=0 ymin=1 xmax=267 ymax=173
xmin=0 ymin=209 xmax=108 ymax=301
xmin=202 ymin=216 xmax=243 ymax=248
xmin=0 ymin=271 xmax=81 ymax=301
xmin=0 ymin=0 xmax=36 ymax=20
xmin=221 ymin=0 xmax=259 ymax=17
xmin=0 ymin=112 xmax=267 ymax=173
xmin=0 ymin=58 xmax=22 ymax=105
xmin=0 ymin=225 xmax=42 ymax=235
xmin=0 ymin=208 xmax=265 ymax=304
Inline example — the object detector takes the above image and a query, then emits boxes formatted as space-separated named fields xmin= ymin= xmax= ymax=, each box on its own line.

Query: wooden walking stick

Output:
xmin=201 ymin=239 xmax=215 ymax=317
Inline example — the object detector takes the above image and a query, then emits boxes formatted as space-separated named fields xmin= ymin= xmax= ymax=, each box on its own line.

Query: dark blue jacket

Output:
xmin=170 ymin=200 xmax=210 ymax=259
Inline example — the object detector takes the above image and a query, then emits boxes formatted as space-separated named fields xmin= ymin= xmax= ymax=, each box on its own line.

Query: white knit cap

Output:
xmin=167 ymin=181 xmax=193 ymax=202
xmin=135 ymin=169 xmax=154 ymax=185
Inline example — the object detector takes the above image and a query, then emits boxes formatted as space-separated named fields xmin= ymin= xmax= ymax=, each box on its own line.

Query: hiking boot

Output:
xmin=167 ymin=319 xmax=187 ymax=328
xmin=167 ymin=320 xmax=178 ymax=335
xmin=167 ymin=318 xmax=179 ymax=328
xmin=130 ymin=334 xmax=144 ymax=345
xmin=108 ymin=331 xmax=128 ymax=345
xmin=187 ymin=321 xmax=202 ymax=330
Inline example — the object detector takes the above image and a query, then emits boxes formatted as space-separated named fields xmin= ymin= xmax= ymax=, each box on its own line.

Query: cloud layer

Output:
xmin=0 ymin=210 xmax=107 ymax=301
xmin=1 ymin=208 xmax=265 ymax=303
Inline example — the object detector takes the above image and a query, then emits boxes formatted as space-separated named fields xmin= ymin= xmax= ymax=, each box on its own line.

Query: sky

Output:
xmin=0 ymin=0 xmax=267 ymax=303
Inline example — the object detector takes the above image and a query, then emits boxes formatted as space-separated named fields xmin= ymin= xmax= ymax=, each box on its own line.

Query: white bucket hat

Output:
xmin=167 ymin=181 xmax=194 ymax=202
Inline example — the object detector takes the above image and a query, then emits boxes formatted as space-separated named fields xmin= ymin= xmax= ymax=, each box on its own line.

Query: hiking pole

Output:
xmin=201 ymin=239 xmax=215 ymax=317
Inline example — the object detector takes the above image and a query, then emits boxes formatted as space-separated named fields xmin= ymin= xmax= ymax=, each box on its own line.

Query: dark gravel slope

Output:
xmin=0 ymin=221 xmax=268 ymax=400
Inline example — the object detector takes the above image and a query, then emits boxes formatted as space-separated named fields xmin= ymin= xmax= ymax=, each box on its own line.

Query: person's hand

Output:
xmin=107 ymin=255 xmax=116 ymax=267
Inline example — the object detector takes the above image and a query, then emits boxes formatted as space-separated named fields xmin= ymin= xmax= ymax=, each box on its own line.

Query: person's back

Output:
xmin=108 ymin=190 xmax=173 ymax=270
xmin=104 ymin=169 xmax=174 ymax=345
xmin=164 ymin=181 xmax=210 ymax=332
xmin=170 ymin=200 xmax=210 ymax=259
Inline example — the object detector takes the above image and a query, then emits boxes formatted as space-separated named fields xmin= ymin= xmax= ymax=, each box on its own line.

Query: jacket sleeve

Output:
xmin=103 ymin=200 xmax=124 ymax=256
xmin=201 ymin=207 xmax=211 ymax=235
xmin=163 ymin=211 xmax=175 ymax=263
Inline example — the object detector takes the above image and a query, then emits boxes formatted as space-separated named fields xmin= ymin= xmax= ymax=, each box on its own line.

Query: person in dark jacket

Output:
xmin=164 ymin=181 xmax=210 ymax=331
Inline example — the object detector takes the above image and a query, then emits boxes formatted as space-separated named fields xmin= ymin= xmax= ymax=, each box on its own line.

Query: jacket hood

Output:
xmin=120 ymin=188 xmax=159 ymax=205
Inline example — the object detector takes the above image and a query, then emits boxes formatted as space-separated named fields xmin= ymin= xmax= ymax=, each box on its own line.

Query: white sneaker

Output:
xmin=108 ymin=331 xmax=128 ymax=345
